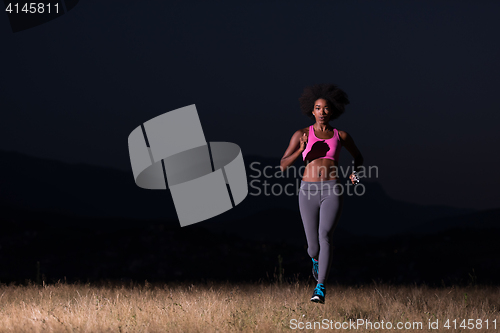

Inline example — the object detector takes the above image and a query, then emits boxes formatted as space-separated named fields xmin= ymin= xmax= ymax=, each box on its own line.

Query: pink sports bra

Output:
xmin=302 ymin=125 xmax=342 ymax=162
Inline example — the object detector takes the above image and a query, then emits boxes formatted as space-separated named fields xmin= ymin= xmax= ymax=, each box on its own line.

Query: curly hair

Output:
xmin=299 ymin=83 xmax=350 ymax=120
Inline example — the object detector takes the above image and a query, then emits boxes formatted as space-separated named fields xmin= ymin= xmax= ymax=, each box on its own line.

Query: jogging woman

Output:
xmin=280 ymin=83 xmax=363 ymax=303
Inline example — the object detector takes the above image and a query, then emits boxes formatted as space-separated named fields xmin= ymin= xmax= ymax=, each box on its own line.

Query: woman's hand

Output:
xmin=299 ymin=132 xmax=308 ymax=152
xmin=349 ymin=172 xmax=360 ymax=185
xmin=280 ymin=130 xmax=308 ymax=172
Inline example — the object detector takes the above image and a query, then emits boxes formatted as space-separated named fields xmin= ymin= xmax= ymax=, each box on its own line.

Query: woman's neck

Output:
xmin=314 ymin=123 xmax=333 ymax=132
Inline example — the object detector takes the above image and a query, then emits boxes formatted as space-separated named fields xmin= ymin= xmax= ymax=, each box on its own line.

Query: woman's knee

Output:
xmin=318 ymin=228 xmax=333 ymax=243
xmin=307 ymin=245 xmax=319 ymax=258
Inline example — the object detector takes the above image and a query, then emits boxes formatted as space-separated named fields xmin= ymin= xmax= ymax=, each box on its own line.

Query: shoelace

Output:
xmin=314 ymin=285 xmax=325 ymax=297
xmin=312 ymin=258 xmax=319 ymax=273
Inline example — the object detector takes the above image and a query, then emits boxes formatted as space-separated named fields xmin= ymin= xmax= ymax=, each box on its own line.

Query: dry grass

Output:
xmin=0 ymin=280 xmax=498 ymax=332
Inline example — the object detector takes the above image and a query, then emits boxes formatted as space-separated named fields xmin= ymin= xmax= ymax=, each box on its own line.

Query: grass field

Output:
xmin=0 ymin=280 xmax=498 ymax=332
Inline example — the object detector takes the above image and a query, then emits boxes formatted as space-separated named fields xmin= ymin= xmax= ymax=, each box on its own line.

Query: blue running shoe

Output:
xmin=310 ymin=283 xmax=325 ymax=303
xmin=311 ymin=258 xmax=319 ymax=282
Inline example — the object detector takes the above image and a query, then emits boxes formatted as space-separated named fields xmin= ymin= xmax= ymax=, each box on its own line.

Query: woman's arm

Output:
xmin=280 ymin=129 xmax=306 ymax=172
xmin=339 ymin=130 xmax=364 ymax=183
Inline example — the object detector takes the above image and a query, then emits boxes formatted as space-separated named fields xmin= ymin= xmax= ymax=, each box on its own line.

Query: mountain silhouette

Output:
xmin=0 ymin=150 xmax=479 ymax=240
xmin=0 ymin=150 xmax=498 ymax=285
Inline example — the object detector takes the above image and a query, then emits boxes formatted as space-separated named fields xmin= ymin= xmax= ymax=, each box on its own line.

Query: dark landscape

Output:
xmin=1 ymin=150 xmax=498 ymax=287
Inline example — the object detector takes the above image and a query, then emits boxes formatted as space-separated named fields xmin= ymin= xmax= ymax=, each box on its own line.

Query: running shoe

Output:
xmin=310 ymin=283 xmax=325 ymax=303
xmin=311 ymin=258 xmax=319 ymax=282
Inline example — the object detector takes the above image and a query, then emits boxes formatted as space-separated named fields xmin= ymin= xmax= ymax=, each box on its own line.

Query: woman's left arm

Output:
xmin=338 ymin=130 xmax=364 ymax=184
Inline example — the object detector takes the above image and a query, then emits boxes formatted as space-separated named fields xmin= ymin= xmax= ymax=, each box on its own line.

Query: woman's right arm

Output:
xmin=280 ymin=130 xmax=307 ymax=172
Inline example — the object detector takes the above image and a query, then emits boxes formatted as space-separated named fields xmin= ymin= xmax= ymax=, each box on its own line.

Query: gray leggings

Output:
xmin=298 ymin=179 xmax=344 ymax=284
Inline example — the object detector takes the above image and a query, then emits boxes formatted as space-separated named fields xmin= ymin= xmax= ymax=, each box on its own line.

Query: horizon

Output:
xmin=1 ymin=148 xmax=496 ymax=214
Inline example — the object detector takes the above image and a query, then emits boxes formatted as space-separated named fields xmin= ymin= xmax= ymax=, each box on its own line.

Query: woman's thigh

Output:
xmin=299 ymin=189 xmax=320 ymax=233
xmin=319 ymin=190 xmax=343 ymax=236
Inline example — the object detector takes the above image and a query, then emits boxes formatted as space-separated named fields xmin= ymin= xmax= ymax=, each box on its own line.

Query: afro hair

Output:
xmin=299 ymin=83 xmax=350 ymax=120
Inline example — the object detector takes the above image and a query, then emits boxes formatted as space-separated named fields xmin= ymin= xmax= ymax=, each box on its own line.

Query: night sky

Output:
xmin=1 ymin=0 xmax=499 ymax=211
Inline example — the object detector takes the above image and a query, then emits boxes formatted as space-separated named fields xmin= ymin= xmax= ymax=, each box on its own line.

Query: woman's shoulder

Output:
xmin=293 ymin=126 xmax=310 ymax=136
xmin=336 ymin=129 xmax=350 ymax=140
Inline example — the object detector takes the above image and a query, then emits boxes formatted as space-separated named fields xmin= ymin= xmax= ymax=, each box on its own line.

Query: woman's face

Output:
xmin=312 ymin=98 xmax=331 ymax=123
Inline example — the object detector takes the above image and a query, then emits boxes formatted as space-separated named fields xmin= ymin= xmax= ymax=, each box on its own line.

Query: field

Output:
xmin=0 ymin=280 xmax=498 ymax=332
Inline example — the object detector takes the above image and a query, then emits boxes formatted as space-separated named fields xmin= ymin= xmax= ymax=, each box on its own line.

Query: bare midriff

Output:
xmin=302 ymin=158 xmax=339 ymax=182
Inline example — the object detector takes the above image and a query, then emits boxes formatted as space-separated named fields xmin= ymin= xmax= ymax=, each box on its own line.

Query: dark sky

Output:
xmin=1 ymin=0 xmax=499 ymax=210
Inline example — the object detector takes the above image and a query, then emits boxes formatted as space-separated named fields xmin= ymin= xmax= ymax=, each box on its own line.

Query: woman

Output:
xmin=280 ymin=83 xmax=363 ymax=304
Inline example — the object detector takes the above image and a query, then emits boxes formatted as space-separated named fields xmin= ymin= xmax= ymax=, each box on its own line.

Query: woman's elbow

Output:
xmin=355 ymin=153 xmax=364 ymax=164
xmin=279 ymin=159 xmax=288 ymax=173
